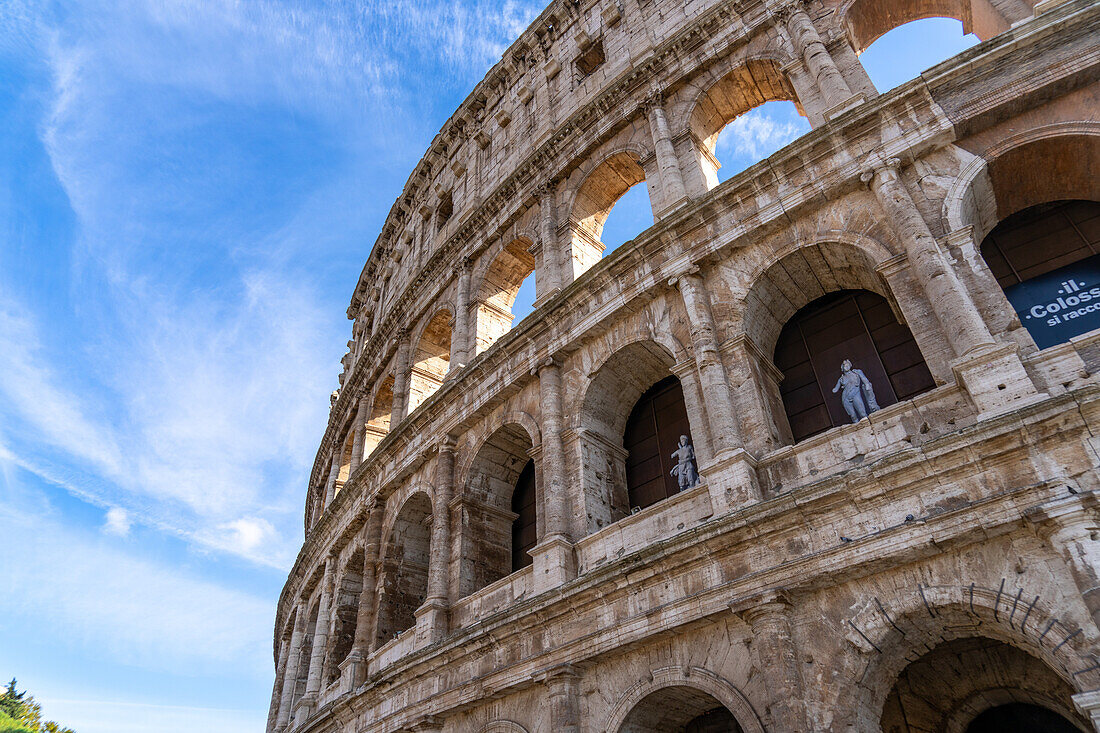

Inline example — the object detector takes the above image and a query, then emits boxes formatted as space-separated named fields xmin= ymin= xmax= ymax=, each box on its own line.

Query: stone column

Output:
xmin=390 ymin=330 xmax=413 ymax=423
xmin=274 ymin=604 xmax=305 ymax=733
xmin=722 ymin=335 xmax=782 ymax=455
xmin=267 ymin=637 xmax=289 ymax=733
xmin=538 ymin=665 xmax=581 ymax=733
xmin=344 ymin=499 xmax=384 ymax=686
xmin=299 ymin=560 xmax=334 ymax=717
xmin=777 ymin=0 xmax=860 ymax=117
xmin=350 ymin=398 xmax=366 ymax=473
xmin=864 ymin=159 xmax=993 ymax=358
xmin=644 ymin=93 xmax=688 ymax=214
xmin=529 ymin=357 xmax=576 ymax=592
xmin=451 ymin=259 xmax=473 ymax=369
xmin=864 ymin=159 xmax=1045 ymax=415
xmin=1072 ymin=690 xmax=1100 ymax=733
xmin=1027 ymin=492 xmax=1100 ymax=632
xmin=532 ymin=183 xmax=564 ymax=304
xmin=322 ymin=451 xmax=341 ymax=510
xmin=671 ymin=269 xmax=761 ymax=510
xmin=736 ymin=591 xmax=807 ymax=732
xmin=417 ymin=437 xmax=456 ymax=642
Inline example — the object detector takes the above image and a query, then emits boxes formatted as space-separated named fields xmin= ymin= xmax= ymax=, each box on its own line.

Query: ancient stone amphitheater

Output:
xmin=268 ymin=0 xmax=1100 ymax=730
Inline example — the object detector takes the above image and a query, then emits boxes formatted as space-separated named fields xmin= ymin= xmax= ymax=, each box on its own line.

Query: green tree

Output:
xmin=0 ymin=681 xmax=73 ymax=733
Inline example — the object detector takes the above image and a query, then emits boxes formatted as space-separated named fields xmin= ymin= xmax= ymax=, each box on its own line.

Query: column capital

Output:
xmin=535 ymin=179 xmax=557 ymax=200
xmin=535 ymin=663 xmax=580 ymax=685
xmin=860 ymin=156 xmax=903 ymax=187
xmin=773 ymin=0 xmax=809 ymax=25
xmin=730 ymin=588 xmax=793 ymax=621
xmin=1025 ymin=490 xmax=1100 ymax=540
xmin=667 ymin=264 xmax=703 ymax=289
xmin=641 ymin=89 xmax=666 ymax=116
xmin=533 ymin=353 xmax=564 ymax=376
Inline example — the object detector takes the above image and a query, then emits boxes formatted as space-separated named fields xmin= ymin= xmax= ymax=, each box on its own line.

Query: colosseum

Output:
xmin=267 ymin=0 xmax=1100 ymax=730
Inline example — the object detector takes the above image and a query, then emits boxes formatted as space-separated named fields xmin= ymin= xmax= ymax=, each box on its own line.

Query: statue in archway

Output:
xmin=670 ymin=435 xmax=701 ymax=490
xmin=832 ymin=359 xmax=881 ymax=423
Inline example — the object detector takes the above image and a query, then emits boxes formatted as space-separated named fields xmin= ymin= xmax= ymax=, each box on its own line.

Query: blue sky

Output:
xmin=0 ymin=3 xmax=975 ymax=730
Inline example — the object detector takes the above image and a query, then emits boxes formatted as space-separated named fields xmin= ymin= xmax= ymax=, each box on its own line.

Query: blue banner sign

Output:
xmin=1005 ymin=254 xmax=1100 ymax=350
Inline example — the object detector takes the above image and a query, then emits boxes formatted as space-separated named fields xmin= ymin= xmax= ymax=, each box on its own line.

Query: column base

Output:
xmin=413 ymin=597 xmax=450 ymax=645
xmin=951 ymin=342 xmax=1045 ymax=419
xmin=338 ymin=650 xmax=368 ymax=690
xmin=825 ymin=93 xmax=865 ymax=120
xmin=698 ymin=448 xmax=761 ymax=516
xmin=529 ymin=534 xmax=577 ymax=593
xmin=532 ymin=288 xmax=562 ymax=310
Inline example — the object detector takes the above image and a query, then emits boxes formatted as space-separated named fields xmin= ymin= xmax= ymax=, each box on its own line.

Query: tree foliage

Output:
xmin=0 ymin=680 xmax=74 ymax=733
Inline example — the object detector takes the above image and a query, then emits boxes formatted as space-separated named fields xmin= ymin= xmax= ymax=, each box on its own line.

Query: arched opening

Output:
xmin=363 ymin=374 xmax=394 ymax=456
xmin=842 ymin=0 xmax=1013 ymax=58
xmin=409 ymin=309 xmax=452 ymax=414
xmin=600 ymin=182 xmax=654 ymax=256
xmin=510 ymin=459 xmax=537 ymax=572
xmin=294 ymin=602 xmax=318 ymax=703
xmin=325 ymin=550 xmax=363 ymax=684
xmin=619 ymin=686 xmax=744 ymax=732
xmin=689 ymin=60 xmax=806 ymax=190
xmin=374 ymin=492 xmax=432 ymax=648
xmin=858 ymin=18 xmax=978 ymax=93
xmin=458 ymin=423 xmax=537 ymax=597
xmin=624 ymin=375 xmax=694 ymax=512
xmin=475 ymin=238 xmax=536 ymax=355
xmin=335 ymin=430 xmax=354 ymax=494
xmin=775 ymin=290 xmax=935 ymax=442
xmin=569 ymin=151 xmax=653 ymax=278
xmin=579 ymin=341 xmax=696 ymax=530
xmin=880 ymin=637 xmax=1088 ymax=732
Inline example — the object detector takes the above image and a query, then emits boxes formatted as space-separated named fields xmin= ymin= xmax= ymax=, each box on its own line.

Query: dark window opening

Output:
xmin=981 ymin=200 xmax=1100 ymax=349
xmin=685 ymin=707 xmax=741 ymax=733
xmin=981 ymin=200 xmax=1100 ymax=289
xmin=624 ymin=375 xmax=693 ymax=512
xmin=510 ymin=459 xmax=537 ymax=571
xmin=775 ymin=290 xmax=935 ymax=442
xmin=966 ymin=703 xmax=1079 ymax=733
xmin=436 ymin=191 xmax=453 ymax=229
xmin=576 ymin=39 xmax=605 ymax=76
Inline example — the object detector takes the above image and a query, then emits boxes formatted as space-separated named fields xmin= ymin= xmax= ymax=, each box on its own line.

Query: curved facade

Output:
xmin=269 ymin=0 xmax=1100 ymax=730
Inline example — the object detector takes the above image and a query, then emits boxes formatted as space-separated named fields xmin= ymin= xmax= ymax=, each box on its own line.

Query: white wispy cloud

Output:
xmin=103 ymin=506 xmax=131 ymax=536
xmin=1 ymin=504 xmax=273 ymax=676
xmin=32 ymin=699 xmax=264 ymax=733
xmin=715 ymin=103 xmax=811 ymax=166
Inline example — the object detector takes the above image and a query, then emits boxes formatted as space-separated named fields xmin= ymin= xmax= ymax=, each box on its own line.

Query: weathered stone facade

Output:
xmin=269 ymin=0 xmax=1100 ymax=730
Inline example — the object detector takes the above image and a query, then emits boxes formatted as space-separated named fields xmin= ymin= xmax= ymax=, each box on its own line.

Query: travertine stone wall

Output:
xmin=270 ymin=0 xmax=1100 ymax=730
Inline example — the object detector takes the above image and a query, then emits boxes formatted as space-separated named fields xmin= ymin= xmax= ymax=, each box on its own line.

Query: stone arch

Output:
xmin=565 ymin=146 xmax=654 ymax=280
xmin=685 ymin=57 xmax=804 ymax=191
xmin=294 ymin=598 xmax=320 ymax=702
xmin=837 ymin=0 xmax=1016 ymax=54
xmin=374 ymin=490 xmax=433 ymax=648
xmin=477 ymin=722 xmax=528 ymax=733
xmin=943 ymin=126 xmax=1100 ymax=241
xmin=575 ymin=338 xmax=705 ymax=533
xmin=457 ymin=410 xmax=542 ymax=488
xmin=408 ymin=307 xmax=453 ymax=414
xmin=456 ymin=420 xmax=539 ymax=598
xmin=739 ymin=237 xmax=898 ymax=362
xmin=603 ymin=666 xmax=766 ymax=733
xmin=839 ymin=582 xmax=1100 ymax=730
xmin=473 ymin=237 xmax=537 ymax=355
xmin=325 ymin=546 xmax=364 ymax=684
xmin=364 ymin=373 xmax=395 ymax=457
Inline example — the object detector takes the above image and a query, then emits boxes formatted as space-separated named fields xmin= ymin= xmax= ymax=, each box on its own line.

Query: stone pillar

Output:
xmin=299 ymin=560 xmax=334 ymax=717
xmin=671 ymin=269 xmax=761 ymax=510
xmin=538 ymin=665 xmax=581 ymax=733
xmin=274 ymin=604 xmax=305 ymax=733
xmin=529 ymin=358 xmax=576 ymax=592
xmin=452 ymin=259 xmax=473 ymax=369
xmin=322 ymin=451 xmax=341 ymax=510
xmin=735 ymin=591 xmax=807 ymax=732
xmin=344 ymin=499 xmax=384 ymax=686
xmin=864 ymin=159 xmax=993 ymax=358
xmin=349 ymin=398 xmax=366 ymax=473
xmin=417 ymin=437 xmax=456 ymax=643
xmin=390 ymin=330 xmax=413 ymax=423
xmin=267 ymin=637 xmax=288 ymax=733
xmin=1027 ymin=492 xmax=1100 ymax=632
xmin=644 ymin=93 xmax=688 ymax=214
xmin=722 ymin=335 xmax=782 ymax=455
xmin=864 ymin=158 xmax=1041 ymax=415
xmin=777 ymin=0 xmax=861 ymax=118
xmin=535 ymin=183 xmax=564 ymax=303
